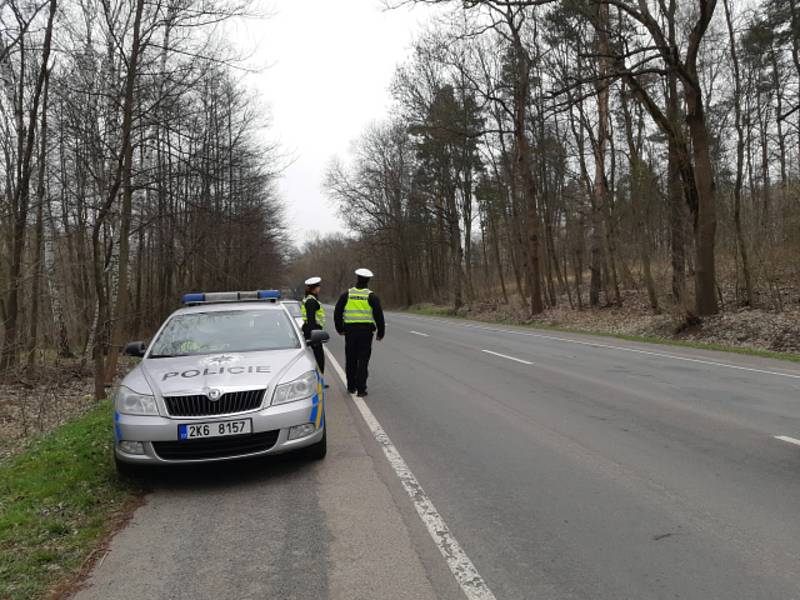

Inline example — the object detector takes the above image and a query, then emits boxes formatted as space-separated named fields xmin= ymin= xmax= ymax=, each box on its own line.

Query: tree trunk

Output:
xmin=684 ymin=83 xmax=718 ymax=316
xmin=106 ymin=93 xmax=138 ymax=383
xmin=490 ymin=210 xmax=509 ymax=304
xmin=621 ymin=84 xmax=659 ymax=314
xmin=591 ymin=1 xmax=614 ymax=307
xmin=446 ymin=188 xmax=464 ymax=310
xmin=722 ymin=0 xmax=753 ymax=307
xmin=92 ymin=0 xmax=146 ymax=400
xmin=509 ymin=20 xmax=543 ymax=316
xmin=520 ymin=142 xmax=543 ymax=316
xmin=573 ymin=212 xmax=585 ymax=311
xmin=667 ymin=74 xmax=686 ymax=306
xmin=45 ymin=200 xmax=72 ymax=358
xmin=27 ymin=68 xmax=51 ymax=369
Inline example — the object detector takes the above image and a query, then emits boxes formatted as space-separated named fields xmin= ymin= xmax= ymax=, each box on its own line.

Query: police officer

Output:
xmin=333 ymin=268 xmax=385 ymax=397
xmin=302 ymin=276 xmax=326 ymax=374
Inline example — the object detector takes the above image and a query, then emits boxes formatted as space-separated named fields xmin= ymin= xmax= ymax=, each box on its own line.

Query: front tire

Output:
xmin=304 ymin=428 xmax=327 ymax=461
xmin=115 ymin=455 xmax=144 ymax=479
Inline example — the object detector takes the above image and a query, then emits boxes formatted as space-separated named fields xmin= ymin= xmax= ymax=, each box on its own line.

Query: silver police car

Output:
xmin=281 ymin=299 xmax=305 ymax=329
xmin=114 ymin=290 xmax=329 ymax=475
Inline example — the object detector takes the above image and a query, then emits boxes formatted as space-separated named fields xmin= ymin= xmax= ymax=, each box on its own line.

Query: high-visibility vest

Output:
xmin=343 ymin=288 xmax=375 ymax=324
xmin=301 ymin=295 xmax=326 ymax=327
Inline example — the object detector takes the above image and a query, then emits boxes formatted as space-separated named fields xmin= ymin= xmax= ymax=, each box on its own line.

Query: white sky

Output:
xmin=234 ymin=0 xmax=439 ymax=248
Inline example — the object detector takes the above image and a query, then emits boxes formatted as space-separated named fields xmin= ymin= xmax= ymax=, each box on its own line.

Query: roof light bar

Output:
xmin=181 ymin=293 xmax=205 ymax=304
xmin=181 ymin=290 xmax=282 ymax=305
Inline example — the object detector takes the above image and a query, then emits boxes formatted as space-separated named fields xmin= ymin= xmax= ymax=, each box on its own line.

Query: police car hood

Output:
xmin=134 ymin=349 xmax=309 ymax=396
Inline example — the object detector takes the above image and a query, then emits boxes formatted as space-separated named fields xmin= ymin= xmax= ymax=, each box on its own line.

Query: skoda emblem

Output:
xmin=208 ymin=388 xmax=222 ymax=402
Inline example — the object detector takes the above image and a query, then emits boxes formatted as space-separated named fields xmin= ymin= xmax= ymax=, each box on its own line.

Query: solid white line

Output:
xmin=775 ymin=435 xmax=800 ymax=447
xmin=393 ymin=313 xmax=800 ymax=382
xmin=324 ymin=348 xmax=497 ymax=600
xmin=409 ymin=330 xmax=430 ymax=337
xmin=481 ymin=349 xmax=534 ymax=366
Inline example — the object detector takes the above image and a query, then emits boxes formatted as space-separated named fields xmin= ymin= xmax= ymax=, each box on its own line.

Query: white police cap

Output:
xmin=304 ymin=276 xmax=322 ymax=286
xmin=355 ymin=268 xmax=374 ymax=278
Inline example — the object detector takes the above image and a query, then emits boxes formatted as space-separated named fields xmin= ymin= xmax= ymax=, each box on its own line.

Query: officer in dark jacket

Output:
xmin=333 ymin=268 xmax=385 ymax=397
xmin=302 ymin=276 xmax=326 ymax=374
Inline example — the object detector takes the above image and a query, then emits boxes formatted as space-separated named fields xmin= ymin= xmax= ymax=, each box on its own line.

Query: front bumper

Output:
xmin=114 ymin=394 xmax=324 ymax=465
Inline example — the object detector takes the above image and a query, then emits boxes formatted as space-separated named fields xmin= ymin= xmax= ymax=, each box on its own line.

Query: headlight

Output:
xmin=115 ymin=386 xmax=158 ymax=416
xmin=272 ymin=371 xmax=317 ymax=406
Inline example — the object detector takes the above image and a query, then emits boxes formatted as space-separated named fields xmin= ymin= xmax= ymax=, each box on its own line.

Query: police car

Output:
xmin=281 ymin=299 xmax=305 ymax=329
xmin=114 ymin=290 xmax=329 ymax=475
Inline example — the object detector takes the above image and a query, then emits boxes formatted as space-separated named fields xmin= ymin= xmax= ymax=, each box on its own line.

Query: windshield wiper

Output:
xmin=148 ymin=353 xmax=181 ymax=359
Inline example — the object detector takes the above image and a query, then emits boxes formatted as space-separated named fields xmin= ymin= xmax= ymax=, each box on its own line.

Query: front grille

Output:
xmin=164 ymin=389 xmax=265 ymax=417
xmin=153 ymin=430 xmax=280 ymax=461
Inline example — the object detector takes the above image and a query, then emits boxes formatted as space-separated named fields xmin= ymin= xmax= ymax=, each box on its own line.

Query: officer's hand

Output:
xmin=377 ymin=335 xmax=384 ymax=341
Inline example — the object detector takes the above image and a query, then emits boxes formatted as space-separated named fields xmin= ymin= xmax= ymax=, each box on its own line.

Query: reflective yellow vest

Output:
xmin=301 ymin=295 xmax=326 ymax=327
xmin=343 ymin=288 xmax=375 ymax=324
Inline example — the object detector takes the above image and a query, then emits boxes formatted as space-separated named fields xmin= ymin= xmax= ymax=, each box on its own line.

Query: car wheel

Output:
xmin=304 ymin=428 xmax=327 ymax=461
xmin=115 ymin=455 xmax=144 ymax=479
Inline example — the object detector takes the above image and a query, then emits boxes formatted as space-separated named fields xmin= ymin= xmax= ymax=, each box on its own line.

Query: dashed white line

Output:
xmin=394 ymin=314 xmax=800 ymax=382
xmin=409 ymin=330 xmax=430 ymax=337
xmin=481 ymin=349 xmax=534 ymax=365
xmin=324 ymin=348 xmax=497 ymax=600
xmin=775 ymin=435 xmax=800 ymax=447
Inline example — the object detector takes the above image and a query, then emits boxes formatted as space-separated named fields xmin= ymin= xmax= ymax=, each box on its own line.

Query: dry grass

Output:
xmin=0 ymin=358 xmax=134 ymax=462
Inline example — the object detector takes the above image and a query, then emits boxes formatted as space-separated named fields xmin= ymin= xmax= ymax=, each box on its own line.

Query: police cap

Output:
xmin=304 ymin=276 xmax=322 ymax=286
xmin=355 ymin=268 xmax=374 ymax=278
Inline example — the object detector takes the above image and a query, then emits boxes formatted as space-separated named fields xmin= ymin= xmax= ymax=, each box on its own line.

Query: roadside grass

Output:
xmin=0 ymin=400 xmax=141 ymax=600
xmin=405 ymin=306 xmax=800 ymax=364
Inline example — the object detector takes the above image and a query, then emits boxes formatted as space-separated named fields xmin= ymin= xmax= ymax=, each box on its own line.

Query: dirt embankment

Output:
xmin=413 ymin=289 xmax=800 ymax=356
xmin=0 ymin=359 xmax=133 ymax=462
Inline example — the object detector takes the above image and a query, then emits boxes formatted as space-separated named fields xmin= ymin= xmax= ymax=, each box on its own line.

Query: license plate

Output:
xmin=178 ymin=419 xmax=252 ymax=440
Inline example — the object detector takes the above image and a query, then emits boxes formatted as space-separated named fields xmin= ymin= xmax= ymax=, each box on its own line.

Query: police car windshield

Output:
xmin=149 ymin=309 xmax=300 ymax=357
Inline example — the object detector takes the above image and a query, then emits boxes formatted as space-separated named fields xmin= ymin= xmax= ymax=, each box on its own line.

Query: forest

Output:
xmin=319 ymin=0 xmax=799 ymax=329
xmin=0 ymin=0 xmax=287 ymax=398
xmin=3 ymin=0 xmax=800 ymax=402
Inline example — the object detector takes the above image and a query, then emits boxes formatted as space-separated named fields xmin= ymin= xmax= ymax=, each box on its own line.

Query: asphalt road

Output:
xmin=76 ymin=310 xmax=800 ymax=600
xmin=324 ymin=311 xmax=800 ymax=600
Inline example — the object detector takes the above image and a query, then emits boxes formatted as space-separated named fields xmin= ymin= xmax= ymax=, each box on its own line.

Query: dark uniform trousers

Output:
xmin=344 ymin=329 xmax=373 ymax=393
xmin=312 ymin=343 xmax=325 ymax=374
xmin=303 ymin=324 xmax=326 ymax=374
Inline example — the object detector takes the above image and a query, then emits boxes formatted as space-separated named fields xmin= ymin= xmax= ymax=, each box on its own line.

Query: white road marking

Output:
xmin=409 ymin=330 xmax=430 ymax=337
xmin=775 ymin=435 xmax=800 ymax=447
xmin=324 ymin=348 xmax=497 ymax=600
xmin=393 ymin=314 xmax=800 ymax=382
xmin=481 ymin=349 xmax=534 ymax=365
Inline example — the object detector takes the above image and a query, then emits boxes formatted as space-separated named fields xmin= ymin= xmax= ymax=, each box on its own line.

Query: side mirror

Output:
xmin=124 ymin=341 xmax=147 ymax=357
xmin=308 ymin=330 xmax=330 ymax=346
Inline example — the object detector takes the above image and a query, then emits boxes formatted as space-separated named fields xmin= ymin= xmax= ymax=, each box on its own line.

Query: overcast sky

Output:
xmin=235 ymin=0 xmax=440 ymax=248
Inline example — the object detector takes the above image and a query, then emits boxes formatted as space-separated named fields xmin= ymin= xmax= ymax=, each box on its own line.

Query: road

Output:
xmin=77 ymin=310 xmax=800 ymax=600
xmin=331 ymin=311 xmax=800 ymax=600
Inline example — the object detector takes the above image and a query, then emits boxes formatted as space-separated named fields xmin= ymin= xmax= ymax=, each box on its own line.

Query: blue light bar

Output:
xmin=181 ymin=290 xmax=281 ymax=305
xmin=181 ymin=293 xmax=205 ymax=304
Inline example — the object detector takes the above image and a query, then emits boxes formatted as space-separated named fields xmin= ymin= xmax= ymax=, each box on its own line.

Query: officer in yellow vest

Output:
xmin=333 ymin=268 xmax=385 ymax=397
xmin=302 ymin=276 xmax=326 ymax=374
